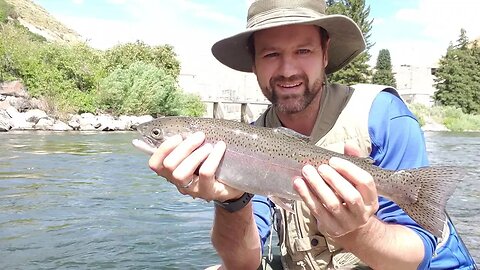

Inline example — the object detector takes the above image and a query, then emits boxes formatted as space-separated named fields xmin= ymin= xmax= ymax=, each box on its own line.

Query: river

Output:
xmin=0 ymin=131 xmax=478 ymax=269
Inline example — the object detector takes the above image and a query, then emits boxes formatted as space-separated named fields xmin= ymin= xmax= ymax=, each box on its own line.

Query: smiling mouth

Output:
xmin=279 ymin=81 xmax=302 ymax=88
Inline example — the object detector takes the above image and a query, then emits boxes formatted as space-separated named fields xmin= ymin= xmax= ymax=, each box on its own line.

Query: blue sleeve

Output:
xmin=252 ymin=195 xmax=273 ymax=250
xmin=369 ymin=91 xmax=436 ymax=270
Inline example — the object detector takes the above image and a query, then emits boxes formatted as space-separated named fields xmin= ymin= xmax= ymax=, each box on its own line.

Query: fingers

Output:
xmin=302 ymin=165 xmax=342 ymax=214
xmin=329 ymin=157 xmax=378 ymax=207
xmin=163 ymin=132 xmax=206 ymax=172
xmin=148 ymin=134 xmax=183 ymax=174
xmin=317 ymin=164 xmax=364 ymax=215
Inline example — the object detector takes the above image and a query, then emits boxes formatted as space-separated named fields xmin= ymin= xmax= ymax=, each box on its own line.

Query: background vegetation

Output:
xmin=409 ymin=103 xmax=480 ymax=132
xmin=326 ymin=0 xmax=373 ymax=85
xmin=0 ymin=0 xmax=205 ymax=117
xmin=371 ymin=49 xmax=396 ymax=87
xmin=434 ymin=29 xmax=480 ymax=115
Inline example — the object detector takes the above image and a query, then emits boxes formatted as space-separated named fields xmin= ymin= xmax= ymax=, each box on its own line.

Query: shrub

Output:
xmin=98 ymin=61 xmax=184 ymax=116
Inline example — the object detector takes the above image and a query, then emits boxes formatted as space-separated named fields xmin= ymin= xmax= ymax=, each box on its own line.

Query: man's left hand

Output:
xmin=293 ymin=144 xmax=380 ymax=238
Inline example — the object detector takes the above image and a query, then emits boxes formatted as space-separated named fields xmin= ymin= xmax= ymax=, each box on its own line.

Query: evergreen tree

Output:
xmin=434 ymin=29 xmax=480 ymax=114
xmin=372 ymin=49 xmax=396 ymax=87
xmin=326 ymin=0 xmax=373 ymax=85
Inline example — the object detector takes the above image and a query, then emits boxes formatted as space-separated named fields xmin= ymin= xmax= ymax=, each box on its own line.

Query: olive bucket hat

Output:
xmin=211 ymin=0 xmax=366 ymax=75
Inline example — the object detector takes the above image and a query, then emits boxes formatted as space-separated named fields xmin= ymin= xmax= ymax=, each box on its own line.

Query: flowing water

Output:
xmin=0 ymin=131 xmax=478 ymax=269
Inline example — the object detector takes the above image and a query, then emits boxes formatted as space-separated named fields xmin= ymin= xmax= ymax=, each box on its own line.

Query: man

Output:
xmin=147 ymin=0 xmax=475 ymax=269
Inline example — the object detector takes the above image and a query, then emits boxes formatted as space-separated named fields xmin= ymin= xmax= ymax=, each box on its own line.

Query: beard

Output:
xmin=263 ymin=73 xmax=324 ymax=114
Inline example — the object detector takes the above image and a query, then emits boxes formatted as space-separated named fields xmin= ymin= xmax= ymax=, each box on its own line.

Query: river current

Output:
xmin=0 ymin=131 xmax=478 ymax=269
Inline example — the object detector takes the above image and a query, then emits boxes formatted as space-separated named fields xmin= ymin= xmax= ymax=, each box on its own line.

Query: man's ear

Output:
xmin=324 ymin=38 xmax=331 ymax=68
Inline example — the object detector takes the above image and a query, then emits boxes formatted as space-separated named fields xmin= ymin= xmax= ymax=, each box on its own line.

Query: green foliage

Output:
xmin=104 ymin=41 xmax=181 ymax=80
xmin=0 ymin=0 xmax=14 ymax=22
xmin=372 ymin=49 xmax=396 ymax=87
xmin=326 ymin=0 xmax=373 ymax=84
xmin=434 ymin=29 xmax=480 ymax=114
xmin=97 ymin=61 xmax=204 ymax=117
xmin=409 ymin=103 xmax=480 ymax=131
xmin=180 ymin=93 xmax=206 ymax=117
xmin=0 ymin=13 xmax=204 ymax=117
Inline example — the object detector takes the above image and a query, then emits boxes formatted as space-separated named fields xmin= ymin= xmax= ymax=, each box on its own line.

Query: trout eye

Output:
xmin=151 ymin=128 xmax=162 ymax=139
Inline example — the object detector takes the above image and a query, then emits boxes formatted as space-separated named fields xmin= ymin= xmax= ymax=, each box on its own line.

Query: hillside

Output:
xmin=3 ymin=0 xmax=83 ymax=44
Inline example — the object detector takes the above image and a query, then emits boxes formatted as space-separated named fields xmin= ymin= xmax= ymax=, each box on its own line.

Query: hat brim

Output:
xmin=211 ymin=15 xmax=366 ymax=75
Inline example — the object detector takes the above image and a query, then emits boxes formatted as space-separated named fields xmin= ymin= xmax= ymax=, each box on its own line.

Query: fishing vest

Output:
xmin=255 ymin=83 xmax=401 ymax=270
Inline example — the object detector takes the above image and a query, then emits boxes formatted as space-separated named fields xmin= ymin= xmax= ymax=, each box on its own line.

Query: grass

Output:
xmin=409 ymin=103 xmax=480 ymax=132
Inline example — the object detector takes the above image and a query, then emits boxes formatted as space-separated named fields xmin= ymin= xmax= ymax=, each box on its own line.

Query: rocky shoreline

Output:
xmin=0 ymin=81 xmax=153 ymax=132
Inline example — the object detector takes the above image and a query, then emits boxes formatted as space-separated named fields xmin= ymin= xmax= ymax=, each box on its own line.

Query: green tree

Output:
xmin=434 ymin=29 xmax=480 ymax=114
xmin=97 ymin=61 xmax=205 ymax=117
xmin=326 ymin=0 xmax=373 ymax=85
xmin=103 ymin=41 xmax=181 ymax=80
xmin=372 ymin=49 xmax=396 ymax=87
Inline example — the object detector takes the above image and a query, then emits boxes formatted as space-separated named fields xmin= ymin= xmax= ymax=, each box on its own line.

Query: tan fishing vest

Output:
xmin=255 ymin=83 xmax=400 ymax=270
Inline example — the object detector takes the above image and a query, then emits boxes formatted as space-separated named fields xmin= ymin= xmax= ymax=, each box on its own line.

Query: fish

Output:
xmin=132 ymin=116 xmax=460 ymax=238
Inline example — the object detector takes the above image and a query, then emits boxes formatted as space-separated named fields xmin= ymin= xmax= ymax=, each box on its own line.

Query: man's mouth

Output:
xmin=278 ymin=81 xmax=302 ymax=88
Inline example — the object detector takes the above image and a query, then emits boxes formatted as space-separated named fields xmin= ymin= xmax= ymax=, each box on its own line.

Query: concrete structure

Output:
xmin=393 ymin=65 xmax=437 ymax=106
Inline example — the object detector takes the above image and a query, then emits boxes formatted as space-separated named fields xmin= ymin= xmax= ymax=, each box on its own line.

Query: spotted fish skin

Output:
xmin=136 ymin=116 xmax=460 ymax=238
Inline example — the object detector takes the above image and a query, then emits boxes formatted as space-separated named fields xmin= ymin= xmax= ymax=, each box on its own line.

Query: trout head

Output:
xmin=137 ymin=117 xmax=197 ymax=148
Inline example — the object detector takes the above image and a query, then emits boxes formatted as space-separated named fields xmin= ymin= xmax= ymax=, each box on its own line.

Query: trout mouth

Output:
xmin=141 ymin=135 xmax=163 ymax=148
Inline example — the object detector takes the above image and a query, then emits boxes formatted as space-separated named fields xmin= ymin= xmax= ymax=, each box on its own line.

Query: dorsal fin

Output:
xmin=273 ymin=127 xmax=310 ymax=143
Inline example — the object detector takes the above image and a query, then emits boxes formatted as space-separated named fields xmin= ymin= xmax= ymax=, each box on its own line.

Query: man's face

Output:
xmin=252 ymin=24 xmax=328 ymax=114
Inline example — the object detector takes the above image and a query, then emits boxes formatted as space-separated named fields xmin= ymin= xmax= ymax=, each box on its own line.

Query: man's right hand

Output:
xmin=147 ymin=131 xmax=244 ymax=202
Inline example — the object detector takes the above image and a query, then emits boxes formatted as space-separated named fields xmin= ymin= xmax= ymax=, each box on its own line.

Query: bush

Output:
xmin=180 ymin=93 xmax=206 ymax=117
xmin=98 ymin=61 xmax=184 ymax=116
xmin=409 ymin=103 xmax=480 ymax=131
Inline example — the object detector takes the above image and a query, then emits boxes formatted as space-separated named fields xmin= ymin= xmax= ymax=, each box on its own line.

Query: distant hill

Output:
xmin=3 ymin=0 xmax=83 ymax=44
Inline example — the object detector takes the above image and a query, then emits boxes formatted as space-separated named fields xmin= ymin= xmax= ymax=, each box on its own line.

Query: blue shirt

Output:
xmin=252 ymin=91 xmax=476 ymax=269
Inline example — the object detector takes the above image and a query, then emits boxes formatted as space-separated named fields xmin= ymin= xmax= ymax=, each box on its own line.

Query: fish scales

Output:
xmin=135 ymin=116 xmax=461 ymax=238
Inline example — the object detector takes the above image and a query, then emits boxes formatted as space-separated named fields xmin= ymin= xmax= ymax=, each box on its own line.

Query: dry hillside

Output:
xmin=4 ymin=0 xmax=83 ymax=44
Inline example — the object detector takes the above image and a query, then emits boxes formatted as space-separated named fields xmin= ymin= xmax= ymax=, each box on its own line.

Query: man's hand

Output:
xmin=293 ymin=144 xmax=379 ymax=237
xmin=147 ymin=131 xmax=243 ymax=202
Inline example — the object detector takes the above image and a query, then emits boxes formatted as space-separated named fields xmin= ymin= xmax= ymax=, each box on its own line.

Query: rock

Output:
xmin=0 ymin=81 xmax=28 ymax=98
xmin=29 ymin=98 xmax=50 ymax=111
xmin=130 ymin=115 xmax=154 ymax=129
xmin=24 ymin=109 xmax=48 ymax=124
xmin=35 ymin=117 xmax=55 ymax=130
xmin=51 ymin=120 xmax=73 ymax=131
xmin=67 ymin=114 xmax=81 ymax=130
xmin=0 ymin=109 xmax=12 ymax=132
xmin=97 ymin=114 xmax=116 ymax=131
xmin=6 ymin=96 xmax=32 ymax=112
xmin=79 ymin=113 xmax=98 ymax=131
xmin=422 ymin=123 xmax=450 ymax=132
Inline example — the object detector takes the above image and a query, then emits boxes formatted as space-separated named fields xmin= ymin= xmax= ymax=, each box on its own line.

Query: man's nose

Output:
xmin=277 ymin=55 xmax=299 ymax=78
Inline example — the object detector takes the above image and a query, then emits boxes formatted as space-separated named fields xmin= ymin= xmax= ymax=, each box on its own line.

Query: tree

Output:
xmin=434 ymin=29 xmax=480 ymax=114
xmin=326 ymin=0 xmax=373 ymax=85
xmin=103 ymin=41 xmax=181 ymax=80
xmin=372 ymin=49 xmax=396 ymax=87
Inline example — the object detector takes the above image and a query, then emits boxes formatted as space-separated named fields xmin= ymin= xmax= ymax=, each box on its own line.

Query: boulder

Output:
xmin=24 ymin=109 xmax=48 ymax=124
xmin=35 ymin=117 xmax=55 ymax=130
xmin=67 ymin=114 xmax=81 ymax=130
xmin=6 ymin=96 xmax=32 ymax=112
xmin=0 ymin=81 xmax=28 ymax=98
xmin=79 ymin=113 xmax=99 ymax=131
xmin=51 ymin=120 xmax=73 ymax=131
xmin=0 ymin=109 xmax=12 ymax=132
xmin=97 ymin=114 xmax=116 ymax=131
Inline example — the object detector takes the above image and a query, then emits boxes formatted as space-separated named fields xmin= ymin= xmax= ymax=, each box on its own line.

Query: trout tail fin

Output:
xmin=396 ymin=166 xmax=461 ymax=238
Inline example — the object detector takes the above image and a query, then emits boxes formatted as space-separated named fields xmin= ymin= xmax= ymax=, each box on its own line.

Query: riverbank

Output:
xmin=0 ymin=81 xmax=153 ymax=132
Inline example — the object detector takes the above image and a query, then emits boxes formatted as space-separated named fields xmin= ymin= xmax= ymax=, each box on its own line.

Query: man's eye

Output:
xmin=297 ymin=49 xmax=311 ymax=55
xmin=264 ymin=52 xmax=279 ymax=58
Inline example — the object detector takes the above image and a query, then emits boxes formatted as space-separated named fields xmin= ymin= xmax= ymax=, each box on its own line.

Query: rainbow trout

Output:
xmin=133 ymin=116 xmax=460 ymax=238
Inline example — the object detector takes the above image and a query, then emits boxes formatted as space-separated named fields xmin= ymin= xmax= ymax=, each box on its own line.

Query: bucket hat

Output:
xmin=211 ymin=0 xmax=366 ymax=74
